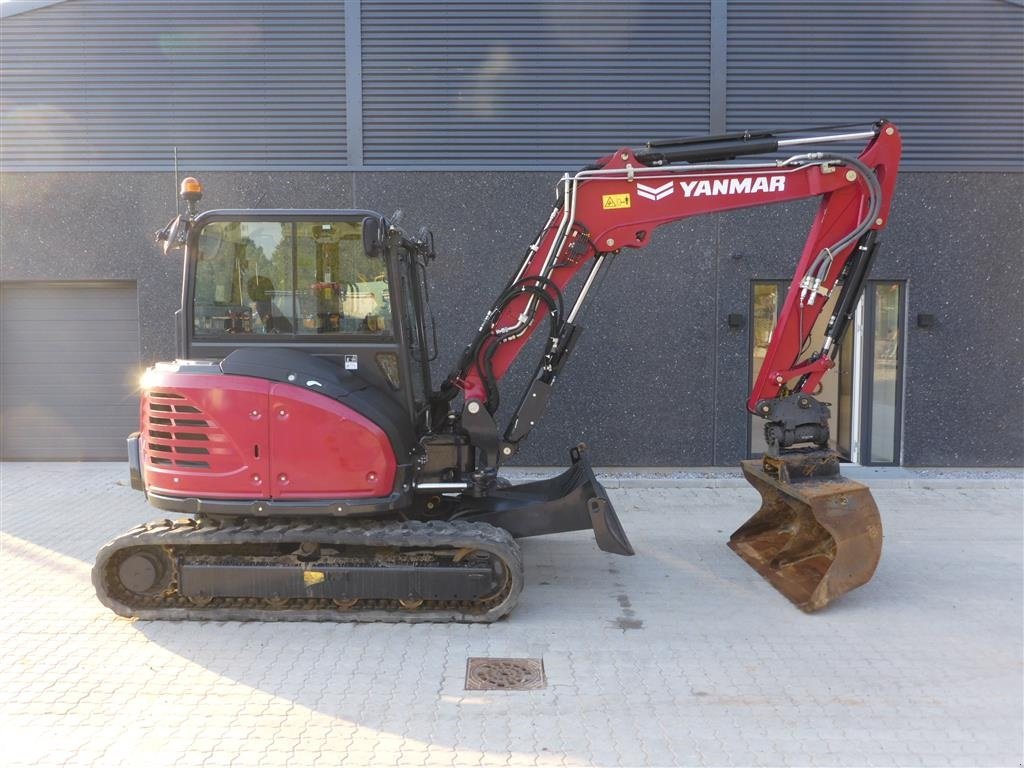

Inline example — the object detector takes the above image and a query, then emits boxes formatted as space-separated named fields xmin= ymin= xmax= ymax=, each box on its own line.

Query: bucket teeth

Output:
xmin=730 ymin=456 xmax=883 ymax=612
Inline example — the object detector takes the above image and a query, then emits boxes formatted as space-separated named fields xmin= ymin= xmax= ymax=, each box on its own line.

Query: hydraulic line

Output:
xmin=790 ymin=152 xmax=882 ymax=306
xmin=443 ymin=273 xmax=565 ymax=412
xmin=478 ymin=281 xmax=564 ymax=412
xmin=440 ymin=273 xmax=564 ymax=408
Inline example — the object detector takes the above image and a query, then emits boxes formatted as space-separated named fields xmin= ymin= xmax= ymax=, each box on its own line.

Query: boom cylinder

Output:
xmin=822 ymin=230 xmax=881 ymax=357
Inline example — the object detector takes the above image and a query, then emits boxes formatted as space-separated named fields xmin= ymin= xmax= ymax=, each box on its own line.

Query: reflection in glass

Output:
xmin=869 ymin=283 xmax=902 ymax=463
xmin=749 ymin=282 xmax=780 ymax=455
xmin=836 ymin=326 xmax=854 ymax=459
xmin=194 ymin=221 xmax=292 ymax=336
xmin=295 ymin=221 xmax=392 ymax=336
xmin=192 ymin=220 xmax=393 ymax=339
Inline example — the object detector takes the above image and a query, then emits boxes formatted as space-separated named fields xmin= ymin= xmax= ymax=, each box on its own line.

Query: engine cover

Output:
xmin=140 ymin=360 xmax=401 ymax=500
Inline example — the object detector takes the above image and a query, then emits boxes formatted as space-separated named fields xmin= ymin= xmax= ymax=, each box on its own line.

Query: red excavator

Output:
xmin=94 ymin=120 xmax=900 ymax=621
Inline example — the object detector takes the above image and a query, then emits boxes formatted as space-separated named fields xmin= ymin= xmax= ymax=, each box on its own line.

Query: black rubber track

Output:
xmin=93 ymin=518 xmax=523 ymax=623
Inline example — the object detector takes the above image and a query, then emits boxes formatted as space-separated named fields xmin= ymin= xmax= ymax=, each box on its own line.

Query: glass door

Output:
xmin=835 ymin=327 xmax=856 ymax=460
xmin=749 ymin=281 xmax=783 ymax=456
xmin=861 ymin=282 xmax=905 ymax=465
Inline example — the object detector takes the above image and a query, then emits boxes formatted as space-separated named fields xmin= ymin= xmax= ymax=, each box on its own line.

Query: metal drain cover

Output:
xmin=465 ymin=657 xmax=546 ymax=690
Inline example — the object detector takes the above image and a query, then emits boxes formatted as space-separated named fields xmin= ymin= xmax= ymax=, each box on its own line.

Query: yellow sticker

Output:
xmin=303 ymin=571 xmax=326 ymax=586
xmin=602 ymin=193 xmax=631 ymax=210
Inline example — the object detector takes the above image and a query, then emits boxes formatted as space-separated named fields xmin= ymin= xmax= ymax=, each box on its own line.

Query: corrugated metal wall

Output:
xmin=360 ymin=1 xmax=711 ymax=167
xmin=0 ymin=0 xmax=347 ymax=170
xmin=726 ymin=0 xmax=1024 ymax=170
xmin=1 ymin=0 xmax=1021 ymax=170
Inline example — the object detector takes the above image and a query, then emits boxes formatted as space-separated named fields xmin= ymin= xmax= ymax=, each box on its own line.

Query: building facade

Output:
xmin=1 ymin=0 xmax=1022 ymax=465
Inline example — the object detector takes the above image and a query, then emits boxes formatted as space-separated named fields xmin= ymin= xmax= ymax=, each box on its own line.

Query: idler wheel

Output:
xmin=454 ymin=549 xmax=506 ymax=600
xmin=117 ymin=550 xmax=170 ymax=596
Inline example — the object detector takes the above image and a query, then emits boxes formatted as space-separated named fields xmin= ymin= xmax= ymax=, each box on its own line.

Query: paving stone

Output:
xmin=1 ymin=462 xmax=1021 ymax=767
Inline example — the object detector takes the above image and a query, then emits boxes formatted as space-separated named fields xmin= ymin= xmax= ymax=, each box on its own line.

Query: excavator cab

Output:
xmin=172 ymin=208 xmax=436 ymax=429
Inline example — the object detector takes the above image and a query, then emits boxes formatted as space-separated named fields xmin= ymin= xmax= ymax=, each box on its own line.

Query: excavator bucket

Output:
xmin=729 ymin=452 xmax=883 ymax=612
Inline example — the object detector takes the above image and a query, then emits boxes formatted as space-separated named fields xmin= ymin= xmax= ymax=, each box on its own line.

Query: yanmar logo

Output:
xmin=636 ymin=181 xmax=674 ymax=201
xmin=680 ymin=175 xmax=786 ymax=198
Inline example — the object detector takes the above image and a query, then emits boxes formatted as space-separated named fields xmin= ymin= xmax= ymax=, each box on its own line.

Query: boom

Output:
xmin=445 ymin=121 xmax=901 ymax=462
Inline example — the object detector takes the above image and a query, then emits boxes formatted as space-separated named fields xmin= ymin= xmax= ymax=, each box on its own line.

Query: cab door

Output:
xmin=183 ymin=212 xmax=418 ymax=419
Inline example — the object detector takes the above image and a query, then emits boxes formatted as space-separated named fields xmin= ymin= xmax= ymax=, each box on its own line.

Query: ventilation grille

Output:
xmin=144 ymin=391 xmax=214 ymax=469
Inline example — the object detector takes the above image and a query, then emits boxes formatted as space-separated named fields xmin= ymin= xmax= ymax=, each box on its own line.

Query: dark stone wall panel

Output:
xmin=710 ymin=173 xmax=1024 ymax=467
xmin=882 ymin=174 xmax=1023 ymax=466
xmin=1 ymin=170 xmax=1020 ymax=466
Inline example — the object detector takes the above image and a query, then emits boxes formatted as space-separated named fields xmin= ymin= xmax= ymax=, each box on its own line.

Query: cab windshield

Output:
xmin=192 ymin=220 xmax=393 ymax=338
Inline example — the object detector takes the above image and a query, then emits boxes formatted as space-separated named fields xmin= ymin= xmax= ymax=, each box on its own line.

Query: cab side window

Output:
xmin=294 ymin=222 xmax=393 ymax=336
xmin=193 ymin=221 xmax=293 ymax=336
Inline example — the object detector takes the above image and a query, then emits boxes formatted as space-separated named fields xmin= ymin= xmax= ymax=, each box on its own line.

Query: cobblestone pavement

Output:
xmin=1 ymin=462 xmax=1021 ymax=768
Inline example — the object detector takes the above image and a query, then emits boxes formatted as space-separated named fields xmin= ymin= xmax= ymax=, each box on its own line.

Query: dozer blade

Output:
xmin=730 ymin=452 xmax=882 ymax=612
xmin=457 ymin=444 xmax=634 ymax=556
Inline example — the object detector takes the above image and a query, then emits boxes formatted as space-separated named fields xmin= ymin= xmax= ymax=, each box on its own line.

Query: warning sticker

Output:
xmin=303 ymin=571 xmax=325 ymax=586
xmin=602 ymin=193 xmax=631 ymax=210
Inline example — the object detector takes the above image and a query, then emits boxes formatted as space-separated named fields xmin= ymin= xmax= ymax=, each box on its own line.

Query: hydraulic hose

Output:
xmin=788 ymin=152 xmax=883 ymax=306
xmin=477 ymin=280 xmax=564 ymax=412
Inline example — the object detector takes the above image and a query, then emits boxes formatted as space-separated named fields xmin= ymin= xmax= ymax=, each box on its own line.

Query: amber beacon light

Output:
xmin=179 ymin=176 xmax=203 ymax=202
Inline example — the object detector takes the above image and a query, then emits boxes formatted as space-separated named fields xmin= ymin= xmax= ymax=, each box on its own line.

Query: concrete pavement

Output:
xmin=1 ymin=462 xmax=1021 ymax=767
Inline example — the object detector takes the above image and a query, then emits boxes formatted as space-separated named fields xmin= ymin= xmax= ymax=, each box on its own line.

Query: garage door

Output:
xmin=1 ymin=282 xmax=141 ymax=460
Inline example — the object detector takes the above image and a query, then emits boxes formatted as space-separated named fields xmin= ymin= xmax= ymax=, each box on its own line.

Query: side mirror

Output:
xmin=156 ymin=215 xmax=189 ymax=255
xmin=416 ymin=226 xmax=437 ymax=260
xmin=362 ymin=216 xmax=384 ymax=258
